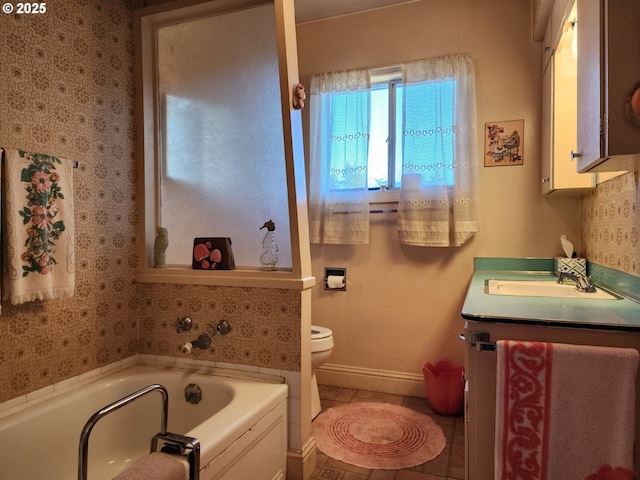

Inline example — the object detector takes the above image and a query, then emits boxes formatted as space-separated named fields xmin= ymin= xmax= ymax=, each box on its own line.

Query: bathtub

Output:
xmin=0 ymin=359 xmax=288 ymax=480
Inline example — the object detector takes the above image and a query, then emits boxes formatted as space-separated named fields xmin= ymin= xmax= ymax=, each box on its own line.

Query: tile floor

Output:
xmin=310 ymin=385 xmax=465 ymax=480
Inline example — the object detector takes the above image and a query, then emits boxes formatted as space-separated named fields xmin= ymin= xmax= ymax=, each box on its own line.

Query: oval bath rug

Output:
xmin=312 ymin=402 xmax=446 ymax=470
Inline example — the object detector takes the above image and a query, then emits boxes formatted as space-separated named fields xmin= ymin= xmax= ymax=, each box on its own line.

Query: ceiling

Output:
xmin=293 ymin=0 xmax=419 ymax=23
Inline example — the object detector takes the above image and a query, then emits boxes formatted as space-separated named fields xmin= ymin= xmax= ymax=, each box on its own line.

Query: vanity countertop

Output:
xmin=462 ymin=262 xmax=640 ymax=331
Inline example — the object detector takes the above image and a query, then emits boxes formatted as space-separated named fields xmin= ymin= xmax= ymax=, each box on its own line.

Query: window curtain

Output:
xmin=308 ymin=69 xmax=370 ymax=244
xmin=398 ymin=54 xmax=479 ymax=247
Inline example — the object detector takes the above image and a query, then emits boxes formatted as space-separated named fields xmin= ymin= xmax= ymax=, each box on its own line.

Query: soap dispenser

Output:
xmin=259 ymin=220 xmax=278 ymax=271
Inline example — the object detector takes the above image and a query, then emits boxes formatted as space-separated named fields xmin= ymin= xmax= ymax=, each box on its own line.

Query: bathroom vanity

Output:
xmin=461 ymin=259 xmax=640 ymax=479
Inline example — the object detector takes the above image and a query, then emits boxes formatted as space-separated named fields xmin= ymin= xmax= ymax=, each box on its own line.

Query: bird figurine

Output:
xmin=154 ymin=227 xmax=169 ymax=268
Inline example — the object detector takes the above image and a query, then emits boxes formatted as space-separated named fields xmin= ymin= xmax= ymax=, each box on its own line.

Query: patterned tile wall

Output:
xmin=0 ymin=0 xmax=301 ymax=405
xmin=137 ymin=283 xmax=301 ymax=368
xmin=582 ymin=172 xmax=640 ymax=276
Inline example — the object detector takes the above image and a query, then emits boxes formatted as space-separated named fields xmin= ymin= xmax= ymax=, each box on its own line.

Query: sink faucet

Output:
xmin=557 ymin=271 xmax=596 ymax=293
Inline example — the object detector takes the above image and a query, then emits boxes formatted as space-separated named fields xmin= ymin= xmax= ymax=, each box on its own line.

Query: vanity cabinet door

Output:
xmin=464 ymin=319 xmax=640 ymax=479
xmin=540 ymin=0 xmax=595 ymax=195
xmin=541 ymin=54 xmax=553 ymax=194
xmin=541 ymin=1 xmax=595 ymax=195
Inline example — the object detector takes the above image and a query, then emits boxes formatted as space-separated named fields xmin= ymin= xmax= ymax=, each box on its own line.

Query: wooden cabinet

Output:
xmin=575 ymin=0 xmax=640 ymax=173
xmin=464 ymin=319 xmax=640 ymax=479
xmin=540 ymin=0 xmax=595 ymax=194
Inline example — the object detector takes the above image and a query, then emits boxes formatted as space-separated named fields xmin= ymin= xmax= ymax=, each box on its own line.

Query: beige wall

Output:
xmin=297 ymin=0 xmax=583 ymax=390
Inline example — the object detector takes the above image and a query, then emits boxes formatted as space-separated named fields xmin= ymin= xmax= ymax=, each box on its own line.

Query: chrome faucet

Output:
xmin=180 ymin=319 xmax=231 ymax=354
xmin=176 ymin=316 xmax=193 ymax=333
xmin=557 ymin=271 xmax=596 ymax=293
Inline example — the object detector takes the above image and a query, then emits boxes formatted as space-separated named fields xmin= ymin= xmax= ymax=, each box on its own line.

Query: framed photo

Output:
xmin=192 ymin=238 xmax=235 ymax=270
xmin=484 ymin=119 xmax=524 ymax=166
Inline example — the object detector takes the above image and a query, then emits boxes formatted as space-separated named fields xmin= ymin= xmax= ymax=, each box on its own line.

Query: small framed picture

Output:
xmin=192 ymin=238 xmax=235 ymax=270
xmin=484 ymin=119 xmax=524 ymax=166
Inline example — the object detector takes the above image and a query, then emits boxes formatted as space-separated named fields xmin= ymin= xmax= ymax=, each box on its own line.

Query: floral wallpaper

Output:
xmin=0 ymin=0 xmax=301 ymax=405
xmin=582 ymin=172 xmax=640 ymax=276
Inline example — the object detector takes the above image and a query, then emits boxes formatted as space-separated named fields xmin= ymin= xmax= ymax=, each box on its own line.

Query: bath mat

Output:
xmin=312 ymin=402 xmax=446 ymax=469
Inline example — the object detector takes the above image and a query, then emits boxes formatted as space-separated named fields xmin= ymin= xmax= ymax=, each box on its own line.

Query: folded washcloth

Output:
xmin=495 ymin=340 xmax=639 ymax=480
xmin=111 ymin=452 xmax=189 ymax=480
xmin=1 ymin=147 xmax=75 ymax=305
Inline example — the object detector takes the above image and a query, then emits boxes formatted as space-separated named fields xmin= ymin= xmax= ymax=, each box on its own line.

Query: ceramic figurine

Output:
xmin=154 ymin=227 xmax=168 ymax=268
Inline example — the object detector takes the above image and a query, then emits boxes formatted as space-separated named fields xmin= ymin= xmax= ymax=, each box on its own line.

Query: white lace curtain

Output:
xmin=398 ymin=54 xmax=479 ymax=247
xmin=308 ymin=54 xmax=479 ymax=246
xmin=308 ymin=69 xmax=371 ymax=244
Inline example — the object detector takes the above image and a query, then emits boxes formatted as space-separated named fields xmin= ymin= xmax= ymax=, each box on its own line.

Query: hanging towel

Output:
xmin=111 ymin=452 xmax=189 ymax=480
xmin=1 ymin=148 xmax=75 ymax=305
xmin=495 ymin=340 xmax=639 ymax=480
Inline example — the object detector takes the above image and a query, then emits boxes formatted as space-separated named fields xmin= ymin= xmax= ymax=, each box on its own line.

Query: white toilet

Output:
xmin=311 ymin=325 xmax=334 ymax=419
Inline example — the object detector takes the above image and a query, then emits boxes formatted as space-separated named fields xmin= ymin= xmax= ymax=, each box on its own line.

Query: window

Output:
xmin=309 ymin=54 xmax=479 ymax=246
xmin=325 ymin=67 xmax=457 ymax=193
xmin=137 ymin=0 xmax=311 ymax=285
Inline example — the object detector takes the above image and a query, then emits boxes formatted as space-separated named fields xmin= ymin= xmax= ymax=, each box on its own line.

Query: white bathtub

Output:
xmin=0 ymin=360 xmax=288 ymax=480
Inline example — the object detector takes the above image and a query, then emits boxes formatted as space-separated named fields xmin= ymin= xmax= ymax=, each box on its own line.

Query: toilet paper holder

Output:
xmin=324 ymin=267 xmax=346 ymax=291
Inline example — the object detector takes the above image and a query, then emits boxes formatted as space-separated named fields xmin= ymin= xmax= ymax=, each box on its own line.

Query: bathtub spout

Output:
xmin=182 ymin=333 xmax=212 ymax=354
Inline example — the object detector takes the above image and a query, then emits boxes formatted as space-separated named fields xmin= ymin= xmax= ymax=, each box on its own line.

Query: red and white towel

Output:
xmin=495 ymin=340 xmax=639 ymax=480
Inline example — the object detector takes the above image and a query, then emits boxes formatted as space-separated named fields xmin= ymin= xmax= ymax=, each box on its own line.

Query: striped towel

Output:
xmin=1 ymin=147 xmax=75 ymax=305
xmin=495 ymin=340 xmax=638 ymax=480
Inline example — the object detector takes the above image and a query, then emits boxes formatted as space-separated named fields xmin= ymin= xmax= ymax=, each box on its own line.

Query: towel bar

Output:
xmin=152 ymin=432 xmax=200 ymax=480
xmin=78 ymin=384 xmax=169 ymax=480
xmin=0 ymin=147 xmax=79 ymax=168
xmin=476 ymin=341 xmax=497 ymax=352
xmin=466 ymin=331 xmax=497 ymax=352
xmin=78 ymin=384 xmax=201 ymax=480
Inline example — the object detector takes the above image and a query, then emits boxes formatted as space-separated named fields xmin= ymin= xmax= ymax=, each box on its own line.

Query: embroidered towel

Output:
xmin=1 ymin=148 xmax=75 ymax=305
xmin=111 ymin=452 xmax=189 ymax=480
xmin=495 ymin=340 xmax=639 ymax=480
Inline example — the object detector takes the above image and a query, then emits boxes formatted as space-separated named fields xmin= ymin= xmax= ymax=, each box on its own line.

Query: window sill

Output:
xmin=136 ymin=266 xmax=317 ymax=290
xmin=368 ymin=189 xmax=400 ymax=204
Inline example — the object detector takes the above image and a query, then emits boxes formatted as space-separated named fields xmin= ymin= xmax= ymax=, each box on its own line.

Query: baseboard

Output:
xmin=315 ymin=363 xmax=425 ymax=397
xmin=286 ymin=436 xmax=316 ymax=480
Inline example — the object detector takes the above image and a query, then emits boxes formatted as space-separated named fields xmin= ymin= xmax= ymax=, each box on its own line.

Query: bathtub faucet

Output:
xmin=176 ymin=316 xmax=193 ymax=333
xmin=182 ymin=333 xmax=212 ymax=354
xmin=557 ymin=271 xmax=596 ymax=293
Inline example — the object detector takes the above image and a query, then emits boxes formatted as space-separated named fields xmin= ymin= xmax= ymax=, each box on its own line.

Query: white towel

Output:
xmin=1 ymin=147 xmax=75 ymax=305
xmin=495 ymin=340 xmax=639 ymax=480
xmin=111 ymin=452 xmax=189 ymax=480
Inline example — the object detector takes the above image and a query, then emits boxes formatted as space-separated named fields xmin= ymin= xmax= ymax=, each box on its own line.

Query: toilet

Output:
xmin=311 ymin=325 xmax=334 ymax=419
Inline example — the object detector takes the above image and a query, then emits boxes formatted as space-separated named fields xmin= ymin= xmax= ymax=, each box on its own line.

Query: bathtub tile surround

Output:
xmin=0 ymin=0 xmax=140 ymax=403
xmin=0 ymin=0 xmax=303 ymax=405
xmin=137 ymin=283 xmax=301 ymax=369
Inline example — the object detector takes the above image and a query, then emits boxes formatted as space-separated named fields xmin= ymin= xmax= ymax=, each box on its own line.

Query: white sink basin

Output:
xmin=486 ymin=279 xmax=618 ymax=300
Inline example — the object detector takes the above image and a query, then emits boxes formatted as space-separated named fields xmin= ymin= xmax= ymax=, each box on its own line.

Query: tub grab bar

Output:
xmin=78 ymin=384 xmax=168 ymax=480
xmin=79 ymin=383 xmax=203 ymax=480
